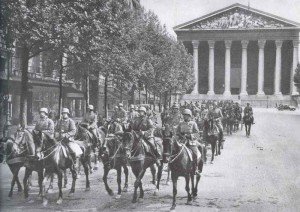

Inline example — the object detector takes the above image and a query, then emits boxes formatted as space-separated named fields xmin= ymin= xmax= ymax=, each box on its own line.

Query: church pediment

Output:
xmin=175 ymin=4 xmax=299 ymax=30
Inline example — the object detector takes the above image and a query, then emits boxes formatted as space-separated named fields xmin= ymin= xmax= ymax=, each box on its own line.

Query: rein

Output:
xmin=168 ymin=141 xmax=186 ymax=164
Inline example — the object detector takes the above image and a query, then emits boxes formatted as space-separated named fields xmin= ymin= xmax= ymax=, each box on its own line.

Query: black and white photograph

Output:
xmin=0 ymin=0 xmax=299 ymax=211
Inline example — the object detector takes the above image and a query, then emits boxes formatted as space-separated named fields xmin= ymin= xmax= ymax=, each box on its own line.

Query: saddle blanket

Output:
xmin=68 ymin=142 xmax=83 ymax=157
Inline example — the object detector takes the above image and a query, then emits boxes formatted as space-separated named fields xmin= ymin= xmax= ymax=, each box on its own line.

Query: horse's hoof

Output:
xmin=85 ymin=187 xmax=90 ymax=192
xmin=56 ymin=198 xmax=63 ymax=205
xmin=132 ymin=199 xmax=137 ymax=203
xmin=108 ymin=190 xmax=114 ymax=196
xmin=153 ymin=189 xmax=159 ymax=196
xmin=115 ymin=194 xmax=121 ymax=199
xmin=210 ymin=161 xmax=214 ymax=164
xmin=186 ymin=200 xmax=192 ymax=205
xmin=26 ymin=198 xmax=35 ymax=204
xmin=122 ymin=187 xmax=128 ymax=192
xmin=8 ymin=193 xmax=12 ymax=198
xmin=18 ymin=188 xmax=23 ymax=193
xmin=43 ymin=199 xmax=48 ymax=207
xmin=170 ymin=205 xmax=176 ymax=211
xmin=138 ymin=198 xmax=144 ymax=203
xmin=68 ymin=192 xmax=74 ymax=197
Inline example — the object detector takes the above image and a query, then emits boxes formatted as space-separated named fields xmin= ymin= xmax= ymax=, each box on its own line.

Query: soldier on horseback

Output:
xmin=243 ymin=103 xmax=255 ymax=124
xmin=33 ymin=108 xmax=55 ymax=139
xmin=55 ymin=108 xmax=82 ymax=171
xmin=130 ymin=106 xmax=162 ymax=161
xmin=206 ymin=102 xmax=225 ymax=142
xmin=176 ymin=109 xmax=202 ymax=175
xmin=127 ymin=105 xmax=139 ymax=124
xmin=82 ymin=105 xmax=99 ymax=145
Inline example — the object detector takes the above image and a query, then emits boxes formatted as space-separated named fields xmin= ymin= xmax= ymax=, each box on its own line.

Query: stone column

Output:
xmin=207 ymin=40 xmax=215 ymax=95
xmin=291 ymin=40 xmax=299 ymax=95
xmin=240 ymin=40 xmax=249 ymax=96
xmin=274 ymin=40 xmax=283 ymax=96
xmin=257 ymin=40 xmax=266 ymax=96
xmin=39 ymin=52 xmax=43 ymax=73
xmin=224 ymin=40 xmax=232 ymax=96
xmin=191 ymin=40 xmax=199 ymax=94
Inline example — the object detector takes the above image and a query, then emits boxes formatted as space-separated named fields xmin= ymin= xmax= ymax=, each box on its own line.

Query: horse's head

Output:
xmin=162 ymin=136 xmax=173 ymax=163
xmin=122 ymin=131 xmax=135 ymax=158
xmin=32 ymin=130 xmax=55 ymax=159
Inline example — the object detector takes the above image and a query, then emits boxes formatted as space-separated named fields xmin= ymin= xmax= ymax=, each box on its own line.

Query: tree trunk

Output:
xmin=138 ymin=88 xmax=141 ymax=104
xmin=159 ymin=92 xmax=162 ymax=112
xmin=164 ymin=91 xmax=168 ymax=109
xmin=169 ymin=90 xmax=172 ymax=108
xmin=58 ymin=56 xmax=63 ymax=119
xmin=104 ymin=74 xmax=108 ymax=119
xmin=19 ymin=46 xmax=29 ymax=128
xmin=85 ymin=74 xmax=90 ymax=109
xmin=145 ymin=85 xmax=148 ymax=104
xmin=120 ymin=81 xmax=123 ymax=102
xmin=96 ymin=71 xmax=101 ymax=113
xmin=153 ymin=92 xmax=156 ymax=111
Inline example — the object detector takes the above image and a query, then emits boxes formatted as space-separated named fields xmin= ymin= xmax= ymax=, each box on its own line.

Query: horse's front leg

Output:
xmin=63 ymin=170 xmax=68 ymax=188
xmin=56 ymin=171 xmax=63 ymax=205
xmin=170 ymin=174 xmax=178 ymax=211
xmin=132 ymin=167 xmax=146 ymax=203
xmin=81 ymin=158 xmax=90 ymax=191
xmin=154 ymin=160 xmax=163 ymax=195
xmin=116 ymin=167 xmax=122 ymax=198
xmin=185 ymin=175 xmax=192 ymax=205
xmin=8 ymin=171 xmax=17 ymax=197
xmin=23 ymin=168 xmax=32 ymax=200
xmin=122 ymin=165 xmax=129 ymax=192
xmin=69 ymin=166 xmax=77 ymax=195
xmin=150 ymin=164 xmax=156 ymax=185
xmin=103 ymin=166 xmax=113 ymax=196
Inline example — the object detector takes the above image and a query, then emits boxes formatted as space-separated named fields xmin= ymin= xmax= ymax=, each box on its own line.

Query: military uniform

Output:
xmin=34 ymin=117 xmax=55 ymax=139
xmin=56 ymin=117 xmax=82 ymax=157
xmin=206 ymin=107 xmax=224 ymax=141
xmin=127 ymin=110 xmax=139 ymax=124
xmin=82 ymin=111 xmax=99 ymax=143
xmin=243 ymin=106 xmax=254 ymax=124
xmin=176 ymin=120 xmax=201 ymax=169
xmin=130 ymin=115 xmax=161 ymax=158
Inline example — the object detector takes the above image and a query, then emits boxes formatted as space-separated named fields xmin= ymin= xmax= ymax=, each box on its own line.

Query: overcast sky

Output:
xmin=140 ymin=0 xmax=300 ymax=37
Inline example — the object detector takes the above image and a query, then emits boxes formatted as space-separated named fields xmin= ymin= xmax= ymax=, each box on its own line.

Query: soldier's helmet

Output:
xmin=118 ymin=103 xmax=123 ymax=107
xmin=88 ymin=105 xmax=94 ymax=111
xmin=115 ymin=118 xmax=121 ymax=123
xmin=114 ymin=106 xmax=118 ymax=110
xmin=130 ymin=104 xmax=135 ymax=109
xmin=40 ymin=107 xmax=48 ymax=114
xmin=182 ymin=109 xmax=192 ymax=117
xmin=62 ymin=108 xmax=70 ymax=114
xmin=139 ymin=106 xmax=147 ymax=113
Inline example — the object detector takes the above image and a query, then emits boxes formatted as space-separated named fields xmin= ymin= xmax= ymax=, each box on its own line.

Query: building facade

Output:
xmin=174 ymin=3 xmax=300 ymax=107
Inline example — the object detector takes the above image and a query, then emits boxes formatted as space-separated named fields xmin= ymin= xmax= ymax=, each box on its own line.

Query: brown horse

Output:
xmin=98 ymin=134 xmax=129 ymax=198
xmin=123 ymin=131 xmax=163 ymax=203
xmin=30 ymin=131 xmax=77 ymax=205
xmin=164 ymin=138 xmax=203 ymax=211
xmin=203 ymin=119 xmax=220 ymax=163
xmin=1 ymin=136 xmax=25 ymax=197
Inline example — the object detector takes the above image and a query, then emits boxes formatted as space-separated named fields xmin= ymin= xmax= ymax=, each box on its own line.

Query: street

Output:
xmin=1 ymin=109 xmax=300 ymax=212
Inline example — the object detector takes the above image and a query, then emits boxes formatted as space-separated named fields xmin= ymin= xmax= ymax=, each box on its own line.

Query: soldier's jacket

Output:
xmin=130 ymin=116 xmax=154 ymax=139
xmin=244 ymin=106 xmax=253 ymax=115
xmin=166 ymin=111 xmax=182 ymax=127
xmin=206 ymin=108 xmax=223 ymax=120
xmin=34 ymin=117 xmax=55 ymax=138
xmin=55 ymin=117 xmax=76 ymax=138
xmin=200 ymin=109 xmax=208 ymax=119
xmin=127 ymin=111 xmax=139 ymax=123
xmin=114 ymin=108 xmax=127 ymax=122
xmin=82 ymin=112 xmax=98 ymax=129
xmin=107 ymin=122 xmax=123 ymax=135
xmin=176 ymin=120 xmax=199 ymax=145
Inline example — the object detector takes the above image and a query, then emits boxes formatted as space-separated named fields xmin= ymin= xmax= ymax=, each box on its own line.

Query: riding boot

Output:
xmin=219 ymin=131 xmax=225 ymax=142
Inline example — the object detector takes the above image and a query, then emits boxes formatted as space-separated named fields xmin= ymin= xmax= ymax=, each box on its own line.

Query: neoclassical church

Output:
xmin=174 ymin=3 xmax=300 ymax=106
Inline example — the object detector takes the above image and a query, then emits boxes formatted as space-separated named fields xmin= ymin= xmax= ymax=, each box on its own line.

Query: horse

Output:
xmin=31 ymin=130 xmax=92 ymax=205
xmin=203 ymin=119 xmax=220 ymax=163
xmin=76 ymin=123 xmax=105 ymax=172
xmin=163 ymin=137 xmax=203 ymax=211
xmin=1 ymin=136 xmax=25 ymax=197
xmin=243 ymin=113 xmax=252 ymax=137
xmin=98 ymin=133 xmax=129 ymax=198
xmin=122 ymin=131 xmax=163 ymax=203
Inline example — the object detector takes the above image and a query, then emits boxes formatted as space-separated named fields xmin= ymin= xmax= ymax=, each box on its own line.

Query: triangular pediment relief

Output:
xmin=175 ymin=4 xmax=299 ymax=30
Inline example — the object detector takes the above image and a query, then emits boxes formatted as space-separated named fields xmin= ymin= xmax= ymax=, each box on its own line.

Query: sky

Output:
xmin=140 ymin=0 xmax=300 ymax=37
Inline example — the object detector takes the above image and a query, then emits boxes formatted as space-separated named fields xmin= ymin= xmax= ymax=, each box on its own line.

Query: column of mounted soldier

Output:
xmin=0 ymin=100 xmax=254 ymax=210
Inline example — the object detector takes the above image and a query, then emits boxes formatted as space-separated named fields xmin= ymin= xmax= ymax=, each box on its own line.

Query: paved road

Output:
xmin=1 ymin=109 xmax=299 ymax=211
